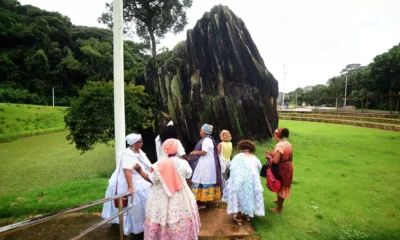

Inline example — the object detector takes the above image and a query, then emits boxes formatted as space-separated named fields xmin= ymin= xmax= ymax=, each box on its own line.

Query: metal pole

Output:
xmin=336 ymin=97 xmax=338 ymax=112
xmin=361 ymin=98 xmax=364 ymax=113
xmin=118 ymin=197 xmax=124 ymax=240
xmin=52 ymin=87 xmax=54 ymax=107
xmin=113 ymin=0 xmax=126 ymax=167
xmin=389 ymin=90 xmax=392 ymax=114
xmin=344 ymin=75 xmax=347 ymax=107
xmin=282 ymin=64 xmax=285 ymax=106
xmin=296 ymin=91 xmax=298 ymax=106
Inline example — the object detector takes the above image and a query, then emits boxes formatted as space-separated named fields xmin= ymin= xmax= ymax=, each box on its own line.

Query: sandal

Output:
xmin=198 ymin=204 xmax=206 ymax=210
xmin=270 ymin=207 xmax=282 ymax=213
xmin=233 ymin=214 xmax=243 ymax=225
xmin=243 ymin=214 xmax=251 ymax=222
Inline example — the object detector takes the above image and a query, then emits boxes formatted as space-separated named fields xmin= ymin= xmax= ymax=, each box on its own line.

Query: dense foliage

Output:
xmin=0 ymin=0 xmax=148 ymax=106
xmin=285 ymin=43 xmax=400 ymax=109
xmin=99 ymin=0 xmax=193 ymax=56
xmin=65 ymin=81 xmax=154 ymax=152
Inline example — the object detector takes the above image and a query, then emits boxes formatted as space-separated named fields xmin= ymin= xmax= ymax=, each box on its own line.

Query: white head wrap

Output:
xmin=167 ymin=121 xmax=173 ymax=126
xmin=125 ymin=133 xmax=141 ymax=146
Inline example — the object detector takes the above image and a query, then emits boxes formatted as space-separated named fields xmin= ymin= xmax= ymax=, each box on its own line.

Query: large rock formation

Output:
xmin=145 ymin=5 xmax=279 ymax=148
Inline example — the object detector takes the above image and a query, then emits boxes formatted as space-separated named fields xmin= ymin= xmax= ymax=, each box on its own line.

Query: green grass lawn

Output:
xmin=252 ymin=120 xmax=400 ymax=240
xmin=0 ymin=103 xmax=67 ymax=142
xmin=0 ymin=131 xmax=115 ymax=221
xmin=0 ymin=120 xmax=399 ymax=239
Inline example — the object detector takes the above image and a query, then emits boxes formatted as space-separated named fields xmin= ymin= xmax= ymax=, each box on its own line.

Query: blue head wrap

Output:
xmin=201 ymin=124 xmax=213 ymax=135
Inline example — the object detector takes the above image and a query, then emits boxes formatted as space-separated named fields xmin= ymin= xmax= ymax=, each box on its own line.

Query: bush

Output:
xmin=65 ymin=81 xmax=154 ymax=152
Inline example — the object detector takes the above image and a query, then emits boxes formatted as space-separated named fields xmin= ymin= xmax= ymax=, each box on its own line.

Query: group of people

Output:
xmin=101 ymin=121 xmax=293 ymax=239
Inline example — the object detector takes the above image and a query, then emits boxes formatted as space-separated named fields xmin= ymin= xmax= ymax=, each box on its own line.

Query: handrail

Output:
xmin=0 ymin=192 xmax=133 ymax=240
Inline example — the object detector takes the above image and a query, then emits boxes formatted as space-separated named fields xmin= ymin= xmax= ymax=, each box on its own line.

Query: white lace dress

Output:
xmin=144 ymin=157 xmax=200 ymax=240
xmin=223 ymin=153 xmax=265 ymax=217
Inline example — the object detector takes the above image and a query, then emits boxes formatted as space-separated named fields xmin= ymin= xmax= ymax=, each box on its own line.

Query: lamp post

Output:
xmin=344 ymin=74 xmax=348 ymax=107
xmin=282 ymin=64 xmax=286 ymax=106
xmin=113 ymin=0 xmax=126 ymax=167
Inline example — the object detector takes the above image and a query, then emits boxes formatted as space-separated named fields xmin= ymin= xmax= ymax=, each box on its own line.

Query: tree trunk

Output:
xmin=148 ymin=29 xmax=157 ymax=57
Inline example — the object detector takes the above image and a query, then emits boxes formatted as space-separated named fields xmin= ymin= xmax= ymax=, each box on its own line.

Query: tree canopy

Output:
xmin=65 ymin=81 xmax=154 ymax=152
xmin=0 ymin=0 xmax=149 ymax=106
xmin=285 ymin=43 xmax=400 ymax=110
xmin=98 ymin=0 xmax=193 ymax=56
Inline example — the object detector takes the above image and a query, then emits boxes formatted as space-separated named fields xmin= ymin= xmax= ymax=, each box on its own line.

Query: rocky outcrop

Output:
xmin=145 ymin=5 xmax=279 ymax=148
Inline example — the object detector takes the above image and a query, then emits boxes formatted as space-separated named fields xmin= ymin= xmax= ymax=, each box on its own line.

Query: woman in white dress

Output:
xmin=155 ymin=121 xmax=187 ymax=161
xmin=137 ymin=139 xmax=200 ymax=240
xmin=102 ymin=133 xmax=152 ymax=238
xmin=223 ymin=140 xmax=265 ymax=225
xmin=189 ymin=123 xmax=222 ymax=209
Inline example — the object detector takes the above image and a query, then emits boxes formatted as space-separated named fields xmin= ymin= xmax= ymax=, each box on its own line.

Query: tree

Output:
xmin=65 ymin=81 xmax=154 ymax=152
xmin=340 ymin=63 xmax=364 ymax=75
xmin=98 ymin=0 xmax=193 ymax=57
xmin=0 ymin=0 xmax=150 ymax=105
xmin=369 ymin=43 xmax=400 ymax=94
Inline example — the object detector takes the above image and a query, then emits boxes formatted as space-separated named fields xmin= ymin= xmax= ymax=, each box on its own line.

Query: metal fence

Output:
xmin=0 ymin=193 xmax=133 ymax=240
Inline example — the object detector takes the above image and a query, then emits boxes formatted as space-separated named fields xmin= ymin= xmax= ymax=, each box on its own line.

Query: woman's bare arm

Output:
xmin=133 ymin=164 xmax=152 ymax=183
xmin=189 ymin=150 xmax=207 ymax=156
xmin=123 ymin=169 xmax=134 ymax=193
xmin=217 ymin=143 xmax=222 ymax=154
xmin=273 ymin=151 xmax=281 ymax=164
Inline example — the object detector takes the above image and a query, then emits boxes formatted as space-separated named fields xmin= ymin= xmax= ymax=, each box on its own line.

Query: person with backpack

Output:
xmin=222 ymin=140 xmax=265 ymax=225
xmin=266 ymin=128 xmax=293 ymax=213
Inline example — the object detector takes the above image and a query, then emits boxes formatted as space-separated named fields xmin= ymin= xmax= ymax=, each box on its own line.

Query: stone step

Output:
xmin=1 ymin=205 xmax=256 ymax=239
xmin=198 ymin=208 xmax=255 ymax=239
xmin=206 ymin=200 xmax=227 ymax=209
xmin=279 ymin=114 xmax=400 ymax=125
xmin=280 ymin=111 xmax=400 ymax=119
xmin=279 ymin=116 xmax=400 ymax=132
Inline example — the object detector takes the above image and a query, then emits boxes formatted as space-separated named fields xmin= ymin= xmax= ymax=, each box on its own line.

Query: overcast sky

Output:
xmin=19 ymin=0 xmax=400 ymax=92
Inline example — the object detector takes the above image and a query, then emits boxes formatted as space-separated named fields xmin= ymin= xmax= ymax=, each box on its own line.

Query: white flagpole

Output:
xmin=113 ymin=0 xmax=126 ymax=166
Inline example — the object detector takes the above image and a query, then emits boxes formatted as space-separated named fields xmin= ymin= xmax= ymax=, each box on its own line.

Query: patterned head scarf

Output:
xmin=201 ymin=124 xmax=213 ymax=135
xmin=274 ymin=128 xmax=282 ymax=139
xmin=162 ymin=139 xmax=178 ymax=155
xmin=125 ymin=133 xmax=141 ymax=146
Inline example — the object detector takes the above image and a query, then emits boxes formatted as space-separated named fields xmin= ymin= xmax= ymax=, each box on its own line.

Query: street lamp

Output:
xmin=344 ymin=74 xmax=348 ymax=107
xmin=282 ymin=64 xmax=286 ymax=106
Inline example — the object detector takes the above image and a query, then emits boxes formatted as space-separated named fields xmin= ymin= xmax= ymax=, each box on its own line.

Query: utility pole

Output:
xmin=344 ymin=74 xmax=348 ymax=107
xmin=113 ymin=0 xmax=126 ymax=167
xmin=295 ymin=91 xmax=298 ymax=106
xmin=52 ymin=87 xmax=54 ymax=107
xmin=282 ymin=64 xmax=286 ymax=106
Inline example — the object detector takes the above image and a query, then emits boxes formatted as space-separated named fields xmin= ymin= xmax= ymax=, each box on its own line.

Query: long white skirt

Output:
xmin=102 ymin=186 xmax=150 ymax=235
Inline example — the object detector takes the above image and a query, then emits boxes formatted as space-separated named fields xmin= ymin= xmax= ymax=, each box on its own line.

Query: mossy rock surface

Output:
xmin=145 ymin=5 xmax=279 ymax=148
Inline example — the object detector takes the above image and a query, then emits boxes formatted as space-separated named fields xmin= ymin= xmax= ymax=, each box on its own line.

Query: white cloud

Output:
xmin=18 ymin=0 xmax=400 ymax=92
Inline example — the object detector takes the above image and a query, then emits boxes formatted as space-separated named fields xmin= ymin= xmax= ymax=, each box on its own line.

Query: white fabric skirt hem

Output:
xmin=102 ymin=185 xmax=150 ymax=235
